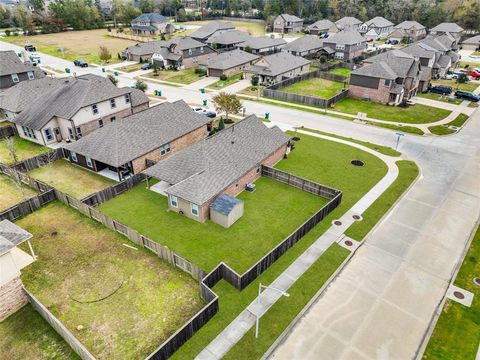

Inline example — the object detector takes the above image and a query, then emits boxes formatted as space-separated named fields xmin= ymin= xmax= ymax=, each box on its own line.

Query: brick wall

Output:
xmin=0 ymin=277 xmax=28 ymax=321
xmin=182 ymin=53 xmax=217 ymax=69
xmin=132 ymin=102 xmax=149 ymax=114
xmin=131 ymin=125 xmax=208 ymax=174
xmin=77 ymin=107 xmax=133 ymax=138
xmin=348 ymin=83 xmax=391 ymax=103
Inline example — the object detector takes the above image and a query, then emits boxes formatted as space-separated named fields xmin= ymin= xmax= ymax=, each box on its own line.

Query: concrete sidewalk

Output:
xmin=195 ymin=132 xmax=401 ymax=360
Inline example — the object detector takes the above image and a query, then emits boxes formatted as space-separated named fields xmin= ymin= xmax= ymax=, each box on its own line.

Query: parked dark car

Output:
xmin=429 ymin=85 xmax=452 ymax=95
xmin=73 ymin=59 xmax=88 ymax=67
xmin=141 ymin=63 xmax=152 ymax=70
xmin=24 ymin=44 xmax=36 ymax=52
xmin=455 ymin=90 xmax=480 ymax=102
xmin=385 ymin=39 xmax=399 ymax=45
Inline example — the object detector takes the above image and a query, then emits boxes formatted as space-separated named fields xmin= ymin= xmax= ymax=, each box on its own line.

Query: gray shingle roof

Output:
xmin=430 ymin=22 xmax=464 ymax=33
xmin=401 ymin=43 xmax=436 ymax=59
xmin=238 ymin=36 xmax=286 ymax=50
xmin=307 ymin=19 xmax=336 ymax=31
xmin=206 ymin=30 xmax=251 ymax=46
xmin=463 ymin=35 xmax=480 ymax=45
xmin=420 ymin=36 xmax=450 ymax=52
xmin=279 ymin=14 xmax=303 ymax=22
xmin=335 ymin=17 xmax=362 ymax=30
xmin=354 ymin=50 xmax=419 ymax=79
xmin=0 ymin=77 xmax=63 ymax=113
xmin=125 ymin=36 xmax=205 ymax=57
xmin=395 ymin=21 xmax=425 ymax=31
xmin=0 ymin=50 xmax=45 ymax=77
xmin=132 ymin=25 xmax=158 ymax=31
xmin=324 ymin=30 xmax=366 ymax=45
xmin=13 ymin=74 xmax=133 ymax=130
xmin=366 ymin=17 xmax=394 ymax=28
xmin=203 ymin=49 xmax=259 ymax=70
xmin=190 ymin=21 xmax=235 ymax=40
xmin=65 ymin=100 xmax=209 ymax=168
xmin=132 ymin=13 xmax=168 ymax=23
xmin=210 ymin=194 xmax=242 ymax=215
xmin=144 ymin=115 xmax=289 ymax=205
xmin=245 ymin=52 xmax=310 ymax=77
xmin=0 ymin=220 xmax=32 ymax=256
xmin=282 ymin=35 xmax=324 ymax=53
xmin=129 ymin=88 xmax=149 ymax=107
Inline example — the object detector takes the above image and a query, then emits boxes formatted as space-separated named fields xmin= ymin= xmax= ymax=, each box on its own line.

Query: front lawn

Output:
xmin=0 ymin=173 xmax=37 ymax=212
xmin=327 ymin=67 xmax=352 ymax=77
xmin=0 ymin=304 xmax=79 ymax=360
xmin=0 ymin=136 xmax=49 ymax=165
xmin=333 ymin=98 xmax=451 ymax=124
xmin=17 ymin=202 xmax=204 ymax=359
xmin=423 ymin=224 xmax=480 ymax=359
xmin=429 ymin=114 xmax=469 ymax=136
xmin=417 ymin=91 xmax=463 ymax=105
xmin=209 ymin=73 xmax=243 ymax=90
xmin=144 ymin=67 xmax=201 ymax=84
xmin=431 ymin=79 xmax=479 ymax=93
xmin=100 ymin=176 xmax=328 ymax=273
xmin=282 ymin=77 xmax=346 ymax=99
xmin=28 ymin=159 xmax=115 ymax=199
xmin=118 ymin=62 xmax=143 ymax=72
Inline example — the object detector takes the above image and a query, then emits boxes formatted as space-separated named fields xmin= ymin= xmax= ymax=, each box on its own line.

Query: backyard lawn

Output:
xmin=2 ymin=29 xmax=136 ymax=64
xmin=28 ymin=159 xmax=115 ymax=199
xmin=209 ymin=73 xmax=243 ymax=90
xmin=282 ymin=77 xmax=346 ymax=99
xmin=0 ymin=304 xmax=79 ymax=360
xmin=17 ymin=202 xmax=204 ymax=359
xmin=100 ymin=176 xmax=328 ymax=273
xmin=423 ymin=224 xmax=480 ymax=360
xmin=144 ymin=67 xmax=201 ymax=84
xmin=327 ymin=67 xmax=352 ymax=77
xmin=0 ymin=173 xmax=37 ymax=212
xmin=333 ymin=98 xmax=451 ymax=124
xmin=0 ymin=136 xmax=49 ymax=165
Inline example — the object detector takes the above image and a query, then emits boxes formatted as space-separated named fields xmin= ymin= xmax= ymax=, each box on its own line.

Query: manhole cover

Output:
xmin=453 ymin=291 xmax=465 ymax=300
xmin=344 ymin=240 xmax=353 ymax=246
xmin=334 ymin=220 xmax=342 ymax=226
xmin=351 ymin=160 xmax=365 ymax=167
xmin=473 ymin=277 xmax=480 ymax=286
xmin=353 ymin=215 xmax=361 ymax=220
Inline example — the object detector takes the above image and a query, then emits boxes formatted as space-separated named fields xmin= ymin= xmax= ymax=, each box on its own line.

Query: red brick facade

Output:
xmin=348 ymin=82 xmax=392 ymax=104
xmin=0 ymin=277 xmax=28 ymax=321
xmin=77 ymin=107 xmax=134 ymax=138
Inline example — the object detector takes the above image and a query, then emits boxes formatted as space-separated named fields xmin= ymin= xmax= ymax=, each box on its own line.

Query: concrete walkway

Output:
xmin=413 ymin=96 xmax=466 ymax=112
xmin=195 ymin=132 xmax=401 ymax=360
xmin=216 ymin=79 xmax=251 ymax=94
xmin=184 ymin=76 xmax=219 ymax=90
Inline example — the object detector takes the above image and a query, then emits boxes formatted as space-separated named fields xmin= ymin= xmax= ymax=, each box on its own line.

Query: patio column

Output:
xmin=27 ymin=239 xmax=36 ymax=260
xmin=146 ymin=177 xmax=150 ymax=189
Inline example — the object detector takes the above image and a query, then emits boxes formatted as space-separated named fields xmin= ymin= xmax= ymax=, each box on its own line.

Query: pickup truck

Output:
xmin=29 ymin=53 xmax=41 ymax=65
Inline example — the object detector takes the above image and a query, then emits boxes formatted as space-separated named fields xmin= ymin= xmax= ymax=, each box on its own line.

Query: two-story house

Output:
xmin=349 ymin=50 xmax=421 ymax=105
xmin=0 ymin=50 xmax=45 ymax=90
xmin=12 ymin=74 xmax=149 ymax=146
xmin=306 ymin=19 xmax=339 ymax=36
xmin=323 ymin=30 xmax=367 ymax=60
xmin=273 ymin=14 xmax=304 ymax=34
xmin=429 ymin=22 xmax=464 ymax=44
xmin=390 ymin=21 xmax=427 ymax=43
xmin=335 ymin=17 xmax=362 ymax=32
xmin=131 ymin=13 xmax=174 ymax=36
xmin=419 ymin=34 xmax=460 ymax=77
xmin=360 ymin=17 xmax=394 ymax=40
xmin=189 ymin=21 xmax=235 ymax=42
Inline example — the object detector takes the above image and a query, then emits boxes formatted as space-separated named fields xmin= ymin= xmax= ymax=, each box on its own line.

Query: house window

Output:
xmin=160 ymin=143 xmax=171 ymax=155
xmin=110 ymin=98 xmax=116 ymax=109
xmin=188 ymin=48 xmax=192 ymax=55
xmin=76 ymin=127 xmax=82 ymax=138
xmin=170 ymin=195 xmax=178 ymax=208
xmin=44 ymin=128 xmax=53 ymax=141
xmin=110 ymin=116 xmax=116 ymax=123
xmin=125 ymin=94 xmax=130 ymax=103
xmin=99 ymin=119 xmax=103 ymax=128
xmin=27 ymin=71 xmax=35 ymax=80
xmin=86 ymin=157 xmax=93 ymax=168
xmin=22 ymin=126 xmax=37 ymax=139
xmin=384 ymin=79 xmax=391 ymax=86
xmin=191 ymin=203 xmax=199 ymax=216
xmin=335 ymin=52 xmax=344 ymax=59
xmin=11 ymin=73 xmax=19 ymax=83
xmin=68 ymin=127 xmax=74 ymax=139
xmin=71 ymin=151 xmax=77 ymax=162
xmin=256 ymin=163 xmax=261 ymax=173
xmin=335 ymin=44 xmax=345 ymax=50
xmin=92 ymin=104 xmax=98 ymax=115
xmin=200 ymin=46 xmax=204 ymax=53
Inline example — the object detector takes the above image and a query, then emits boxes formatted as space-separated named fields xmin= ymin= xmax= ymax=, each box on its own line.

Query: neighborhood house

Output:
xmin=130 ymin=13 xmax=174 ymax=36
xmin=335 ymin=17 xmax=362 ymax=32
xmin=306 ymin=19 xmax=339 ymax=36
xmin=273 ymin=14 xmax=304 ymax=33
xmin=189 ymin=21 xmax=235 ymax=42
xmin=151 ymin=37 xmax=217 ymax=69
xmin=322 ymin=30 xmax=367 ymax=60
xmin=359 ymin=16 xmax=394 ymax=40
xmin=144 ymin=115 xmax=290 ymax=224
xmin=202 ymin=49 xmax=259 ymax=77
xmin=236 ymin=36 xmax=286 ymax=55
xmin=390 ymin=21 xmax=427 ymax=43
xmin=205 ymin=30 xmax=252 ymax=52
xmin=0 ymin=50 xmax=46 ymax=90
xmin=282 ymin=36 xmax=330 ymax=58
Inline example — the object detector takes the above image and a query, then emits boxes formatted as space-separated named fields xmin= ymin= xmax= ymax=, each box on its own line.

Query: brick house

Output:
xmin=335 ymin=17 xmax=362 ymax=32
xmin=0 ymin=50 xmax=45 ymax=90
xmin=130 ymin=13 xmax=174 ymax=36
xmin=63 ymin=100 xmax=210 ymax=181
xmin=359 ymin=17 xmax=394 ymax=40
xmin=349 ymin=50 xmax=421 ymax=105
xmin=418 ymin=34 xmax=460 ymax=77
xmin=429 ymin=22 xmax=464 ymax=44
xmin=12 ymin=74 xmax=149 ymax=146
xmin=144 ymin=115 xmax=290 ymax=223
xmin=306 ymin=19 xmax=339 ymax=36
xmin=273 ymin=14 xmax=304 ymax=34
xmin=202 ymin=49 xmax=259 ymax=77
xmin=322 ymin=30 xmax=367 ymax=60
xmin=390 ymin=21 xmax=427 ymax=43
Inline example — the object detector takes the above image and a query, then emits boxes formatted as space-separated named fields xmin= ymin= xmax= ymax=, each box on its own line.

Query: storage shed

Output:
xmin=210 ymin=195 xmax=244 ymax=228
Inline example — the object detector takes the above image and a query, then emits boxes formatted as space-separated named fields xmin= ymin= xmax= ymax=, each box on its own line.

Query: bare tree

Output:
xmin=5 ymin=136 xmax=18 ymax=164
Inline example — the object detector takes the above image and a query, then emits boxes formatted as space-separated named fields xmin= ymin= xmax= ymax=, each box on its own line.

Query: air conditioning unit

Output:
xmin=246 ymin=183 xmax=256 ymax=192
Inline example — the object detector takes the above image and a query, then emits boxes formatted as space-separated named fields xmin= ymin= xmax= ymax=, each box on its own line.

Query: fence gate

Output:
xmin=173 ymin=254 xmax=192 ymax=274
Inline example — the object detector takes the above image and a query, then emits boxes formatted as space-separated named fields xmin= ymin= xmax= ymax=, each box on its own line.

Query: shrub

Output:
xmin=217 ymin=118 xmax=225 ymax=131
xmin=251 ymin=75 xmax=259 ymax=86
xmin=195 ymin=68 xmax=207 ymax=76
xmin=5 ymin=29 xmax=10 ymax=36
xmin=220 ymin=74 xmax=227 ymax=81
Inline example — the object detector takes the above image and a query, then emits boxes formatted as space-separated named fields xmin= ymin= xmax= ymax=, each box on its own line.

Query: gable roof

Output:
xmin=125 ymin=36 xmax=206 ymax=57
xmin=0 ymin=220 xmax=32 ymax=256
xmin=400 ymin=43 xmax=437 ymax=59
xmin=13 ymin=74 xmax=133 ymax=130
xmin=206 ymin=30 xmax=251 ymax=46
xmin=354 ymin=50 xmax=419 ymax=79
xmin=395 ymin=21 xmax=425 ymax=31
xmin=0 ymin=77 xmax=63 ymax=113
xmin=463 ymin=35 xmax=480 ymax=45
xmin=335 ymin=17 xmax=362 ymax=30
xmin=132 ymin=13 xmax=168 ymax=23
xmin=365 ymin=16 xmax=394 ymax=28
xmin=189 ymin=21 xmax=235 ymax=40
xmin=0 ymin=50 xmax=45 ymax=77
xmin=307 ymin=19 xmax=336 ymax=31
xmin=324 ymin=30 xmax=366 ymax=45
xmin=238 ymin=36 xmax=286 ymax=50
xmin=65 ymin=100 xmax=209 ymax=168
xmin=282 ymin=35 xmax=324 ymax=53
xmin=203 ymin=49 xmax=259 ymax=70
xmin=144 ymin=115 xmax=289 ymax=205
xmin=419 ymin=35 xmax=454 ymax=52
xmin=278 ymin=14 xmax=303 ymax=22
xmin=430 ymin=22 xmax=464 ymax=33
xmin=210 ymin=194 xmax=242 ymax=215
xmin=246 ymin=52 xmax=310 ymax=77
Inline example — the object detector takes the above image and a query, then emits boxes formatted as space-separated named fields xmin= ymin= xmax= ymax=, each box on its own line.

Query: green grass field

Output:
xmin=282 ymin=77 xmax=346 ymax=99
xmin=28 ymin=159 xmax=115 ymax=199
xmin=0 ymin=304 xmax=79 ymax=360
xmin=327 ymin=67 xmax=352 ymax=77
xmin=429 ymin=114 xmax=470 ymax=136
xmin=423 ymin=224 xmax=480 ymax=359
xmin=0 ymin=136 xmax=49 ymax=165
xmin=0 ymin=173 xmax=37 ymax=211
xmin=17 ymin=202 xmax=204 ymax=359
xmin=333 ymin=98 xmax=451 ymax=124
xmin=144 ymin=67 xmax=201 ymax=84
xmin=209 ymin=73 xmax=243 ymax=90
xmin=417 ymin=91 xmax=463 ymax=105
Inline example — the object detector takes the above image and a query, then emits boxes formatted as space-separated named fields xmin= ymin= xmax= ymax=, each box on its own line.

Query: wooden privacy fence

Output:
xmin=11 ymin=148 xmax=64 ymax=173
xmin=0 ymin=124 xmax=17 ymax=139
xmin=0 ymin=190 xmax=56 ymax=221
